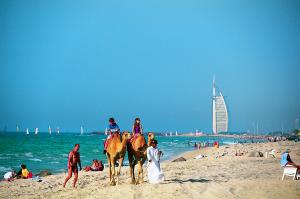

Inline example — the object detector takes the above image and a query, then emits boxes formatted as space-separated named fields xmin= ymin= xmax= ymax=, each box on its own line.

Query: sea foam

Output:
xmin=29 ymin=158 xmax=42 ymax=162
xmin=25 ymin=152 xmax=33 ymax=158
xmin=0 ymin=166 xmax=12 ymax=172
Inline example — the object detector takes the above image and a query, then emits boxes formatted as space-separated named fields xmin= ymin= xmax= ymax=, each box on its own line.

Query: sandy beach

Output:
xmin=1 ymin=141 xmax=299 ymax=199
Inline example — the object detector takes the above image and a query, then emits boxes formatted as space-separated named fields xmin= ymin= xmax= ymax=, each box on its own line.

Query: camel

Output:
xmin=127 ymin=132 xmax=154 ymax=184
xmin=106 ymin=131 xmax=131 ymax=185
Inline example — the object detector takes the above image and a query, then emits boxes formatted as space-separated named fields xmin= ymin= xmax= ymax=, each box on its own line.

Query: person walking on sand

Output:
xmin=63 ymin=144 xmax=82 ymax=188
xmin=147 ymin=139 xmax=164 ymax=184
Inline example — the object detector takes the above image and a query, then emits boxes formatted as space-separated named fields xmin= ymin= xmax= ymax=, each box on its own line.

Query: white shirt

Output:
xmin=4 ymin=172 xmax=13 ymax=180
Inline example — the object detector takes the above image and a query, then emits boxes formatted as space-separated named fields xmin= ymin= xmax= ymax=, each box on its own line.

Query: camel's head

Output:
xmin=148 ymin=132 xmax=155 ymax=140
xmin=122 ymin=131 xmax=131 ymax=140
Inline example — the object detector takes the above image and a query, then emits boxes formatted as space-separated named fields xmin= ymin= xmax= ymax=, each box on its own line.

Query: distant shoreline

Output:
xmin=0 ymin=131 xmax=281 ymax=140
xmin=176 ymin=133 xmax=267 ymax=139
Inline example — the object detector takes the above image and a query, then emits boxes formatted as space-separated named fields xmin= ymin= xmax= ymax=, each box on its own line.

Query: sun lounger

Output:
xmin=282 ymin=165 xmax=299 ymax=180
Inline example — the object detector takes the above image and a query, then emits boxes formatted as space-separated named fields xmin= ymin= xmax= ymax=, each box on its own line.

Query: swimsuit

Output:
xmin=71 ymin=165 xmax=78 ymax=172
xmin=69 ymin=151 xmax=80 ymax=172
xmin=22 ymin=169 xmax=29 ymax=178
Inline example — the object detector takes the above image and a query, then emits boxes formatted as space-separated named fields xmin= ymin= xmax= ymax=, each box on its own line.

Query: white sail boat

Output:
xmin=48 ymin=126 xmax=52 ymax=134
xmin=80 ymin=126 xmax=84 ymax=135
xmin=175 ymin=131 xmax=178 ymax=136
xmin=170 ymin=132 xmax=173 ymax=137
xmin=26 ymin=128 xmax=29 ymax=135
xmin=16 ymin=125 xmax=20 ymax=133
xmin=56 ymin=127 xmax=60 ymax=134
xmin=34 ymin=128 xmax=38 ymax=135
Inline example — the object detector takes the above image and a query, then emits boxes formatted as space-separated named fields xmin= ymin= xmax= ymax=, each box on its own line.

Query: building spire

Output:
xmin=213 ymin=74 xmax=216 ymax=97
xmin=212 ymin=75 xmax=216 ymax=134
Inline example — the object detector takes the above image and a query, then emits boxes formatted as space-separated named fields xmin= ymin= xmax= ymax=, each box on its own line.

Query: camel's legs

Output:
xmin=133 ymin=159 xmax=138 ymax=184
xmin=140 ymin=156 xmax=147 ymax=184
xmin=106 ymin=154 xmax=112 ymax=185
xmin=128 ymin=152 xmax=136 ymax=184
xmin=110 ymin=159 xmax=116 ymax=186
xmin=117 ymin=157 xmax=124 ymax=185
xmin=137 ymin=160 xmax=143 ymax=184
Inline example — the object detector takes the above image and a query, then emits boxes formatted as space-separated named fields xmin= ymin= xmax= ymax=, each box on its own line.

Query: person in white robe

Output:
xmin=147 ymin=139 xmax=164 ymax=184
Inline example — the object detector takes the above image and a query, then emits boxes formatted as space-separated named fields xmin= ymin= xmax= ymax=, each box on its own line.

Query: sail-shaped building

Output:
xmin=212 ymin=77 xmax=229 ymax=134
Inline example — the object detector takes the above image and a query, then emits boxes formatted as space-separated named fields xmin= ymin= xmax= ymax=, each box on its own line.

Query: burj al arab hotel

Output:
xmin=212 ymin=77 xmax=229 ymax=134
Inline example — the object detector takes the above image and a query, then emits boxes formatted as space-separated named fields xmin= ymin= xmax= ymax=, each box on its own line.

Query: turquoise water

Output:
xmin=0 ymin=132 xmax=263 ymax=177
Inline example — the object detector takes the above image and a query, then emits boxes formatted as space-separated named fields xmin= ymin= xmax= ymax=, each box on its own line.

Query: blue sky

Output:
xmin=0 ymin=0 xmax=299 ymax=133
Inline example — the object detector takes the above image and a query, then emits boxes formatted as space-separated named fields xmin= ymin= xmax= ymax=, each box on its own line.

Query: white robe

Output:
xmin=147 ymin=146 xmax=164 ymax=184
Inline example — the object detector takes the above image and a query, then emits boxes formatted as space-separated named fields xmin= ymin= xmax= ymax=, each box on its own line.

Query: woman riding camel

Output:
xmin=131 ymin=118 xmax=143 ymax=142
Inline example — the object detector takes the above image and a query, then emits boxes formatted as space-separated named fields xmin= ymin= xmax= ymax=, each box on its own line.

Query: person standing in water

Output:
xmin=63 ymin=144 xmax=82 ymax=188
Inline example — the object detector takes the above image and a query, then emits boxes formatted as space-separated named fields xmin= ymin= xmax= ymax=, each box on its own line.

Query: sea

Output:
xmin=0 ymin=132 xmax=265 ymax=177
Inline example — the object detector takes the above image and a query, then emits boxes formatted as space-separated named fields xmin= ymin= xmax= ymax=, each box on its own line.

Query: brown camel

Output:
xmin=127 ymin=132 xmax=154 ymax=184
xmin=106 ymin=131 xmax=131 ymax=185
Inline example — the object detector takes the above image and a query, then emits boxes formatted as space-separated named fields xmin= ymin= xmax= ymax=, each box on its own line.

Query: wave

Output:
xmin=0 ymin=157 xmax=10 ymax=160
xmin=25 ymin=152 xmax=33 ymax=158
xmin=57 ymin=169 xmax=65 ymax=173
xmin=222 ymin=141 xmax=235 ymax=145
xmin=4 ymin=153 xmax=19 ymax=156
xmin=49 ymin=161 xmax=59 ymax=164
xmin=0 ymin=166 xmax=12 ymax=172
xmin=29 ymin=158 xmax=42 ymax=162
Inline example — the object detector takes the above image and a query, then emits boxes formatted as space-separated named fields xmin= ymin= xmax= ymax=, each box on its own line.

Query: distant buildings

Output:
xmin=212 ymin=77 xmax=228 ymax=134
